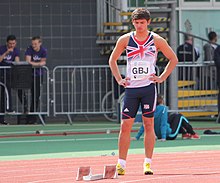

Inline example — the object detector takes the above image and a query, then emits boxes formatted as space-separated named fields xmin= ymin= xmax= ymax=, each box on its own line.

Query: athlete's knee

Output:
xmin=120 ymin=120 xmax=133 ymax=133
xmin=143 ymin=119 xmax=154 ymax=131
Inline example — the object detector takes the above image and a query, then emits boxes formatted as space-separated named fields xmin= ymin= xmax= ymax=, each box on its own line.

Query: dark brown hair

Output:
xmin=131 ymin=8 xmax=151 ymax=21
xmin=6 ymin=35 xmax=16 ymax=42
xmin=32 ymin=36 xmax=42 ymax=43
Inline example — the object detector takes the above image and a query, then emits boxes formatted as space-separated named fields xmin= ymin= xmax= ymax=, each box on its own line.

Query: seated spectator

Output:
xmin=131 ymin=95 xmax=200 ymax=141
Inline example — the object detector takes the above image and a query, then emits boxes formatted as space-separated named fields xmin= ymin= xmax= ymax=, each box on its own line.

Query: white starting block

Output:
xmin=76 ymin=166 xmax=91 ymax=181
xmin=76 ymin=165 xmax=118 ymax=181
xmin=83 ymin=174 xmax=103 ymax=181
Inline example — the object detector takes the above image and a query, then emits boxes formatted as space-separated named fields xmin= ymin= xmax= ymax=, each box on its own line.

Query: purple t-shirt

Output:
xmin=0 ymin=45 xmax=20 ymax=64
xmin=25 ymin=45 xmax=47 ymax=76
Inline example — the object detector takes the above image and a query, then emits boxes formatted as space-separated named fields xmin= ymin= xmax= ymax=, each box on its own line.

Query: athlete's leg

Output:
xmin=142 ymin=116 xmax=155 ymax=158
xmin=119 ymin=88 xmax=139 ymax=160
xmin=117 ymin=87 xmax=140 ymax=172
xmin=140 ymin=84 xmax=156 ymax=159
xmin=139 ymin=84 xmax=156 ymax=174
xmin=118 ymin=118 xmax=135 ymax=160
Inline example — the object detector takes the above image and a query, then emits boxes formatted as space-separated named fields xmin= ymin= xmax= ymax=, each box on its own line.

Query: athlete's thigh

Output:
xmin=140 ymin=84 xmax=157 ymax=118
xmin=122 ymin=88 xmax=140 ymax=119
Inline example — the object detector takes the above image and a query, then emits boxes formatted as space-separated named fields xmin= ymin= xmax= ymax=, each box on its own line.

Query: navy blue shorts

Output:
xmin=122 ymin=83 xmax=157 ymax=119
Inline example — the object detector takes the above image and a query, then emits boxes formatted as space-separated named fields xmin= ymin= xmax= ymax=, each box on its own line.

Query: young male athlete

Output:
xmin=109 ymin=8 xmax=178 ymax=175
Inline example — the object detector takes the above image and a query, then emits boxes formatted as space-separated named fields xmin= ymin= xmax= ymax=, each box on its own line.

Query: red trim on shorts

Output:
xmin=143 ymin=110 xmax=155 ymax=116
xmin=122 ymin=112 xmax=132 ymax=119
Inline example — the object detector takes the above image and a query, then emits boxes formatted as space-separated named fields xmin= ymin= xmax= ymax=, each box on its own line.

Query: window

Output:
xmin=184 ymin=0 xmax=210 ymax=2
xmin=128 ymin=0 xmax=145 ymax=8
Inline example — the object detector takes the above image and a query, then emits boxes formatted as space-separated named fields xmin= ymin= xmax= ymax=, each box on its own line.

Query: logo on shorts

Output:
xmin=144 ymin=104 xmax=150 ymax=109
xmin=124 ymin=108 xmax=129 ymax=112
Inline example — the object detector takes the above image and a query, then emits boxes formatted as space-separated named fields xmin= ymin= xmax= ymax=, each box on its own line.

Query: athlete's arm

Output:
xmin=150 ymin=35 xmax=178 ymax=83
xmin=109 ymin=34 xmax=130 ymax=87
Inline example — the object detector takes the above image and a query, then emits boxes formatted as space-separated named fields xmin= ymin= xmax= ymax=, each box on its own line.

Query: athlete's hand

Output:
xmin=149 ymin=74 xmax=164 ymax=83
xmin=118 ymin=77 xmax=130 ymax=87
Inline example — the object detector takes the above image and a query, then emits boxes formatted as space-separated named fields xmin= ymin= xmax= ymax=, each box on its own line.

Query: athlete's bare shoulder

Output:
xmin=116 ymin=32 xmax=131 ymax=47
xmin=152 ymin=32 xmax=169 ymax=50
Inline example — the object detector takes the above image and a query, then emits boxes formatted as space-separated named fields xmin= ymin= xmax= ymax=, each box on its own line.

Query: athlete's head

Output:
xmin=131 ymin=8 xmax=151 ymax=32
xmin=131 ymin=8 xmax=151 ymax=21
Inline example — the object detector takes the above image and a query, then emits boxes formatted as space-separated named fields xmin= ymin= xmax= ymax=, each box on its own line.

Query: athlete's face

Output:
xmin=132 ymin=19 xmax=150 ymax=33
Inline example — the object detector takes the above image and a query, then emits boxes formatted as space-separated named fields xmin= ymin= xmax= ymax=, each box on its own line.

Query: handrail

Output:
xmin=177 ymin=30 xmax=219 ymax=46
xmin=104 ymin=0 xmax=121 ymax=12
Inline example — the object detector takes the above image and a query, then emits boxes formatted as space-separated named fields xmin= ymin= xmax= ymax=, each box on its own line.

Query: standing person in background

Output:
xmin=109 ymin=8 xmax=178 ymax=175
xmin=25 ymin=36 xmax=47 ymax=124
xmin=203 ymin=31 xmax=218 ymax=90
xmin=0 ymin=35 xmax=20 ymax=125
xmin=204 ymin=31 xmax=217 ymax=61
xmin=177 ymin=35 xmax=200 ymax=82
xmin=177 ymin=34 xmax=200 ymax=62
xmin=214 ymin=45 xmax=220 ymax=123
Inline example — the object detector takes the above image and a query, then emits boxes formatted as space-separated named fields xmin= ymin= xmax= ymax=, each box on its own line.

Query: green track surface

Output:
xmin=0 ymin=121 xmax=220 ymax=161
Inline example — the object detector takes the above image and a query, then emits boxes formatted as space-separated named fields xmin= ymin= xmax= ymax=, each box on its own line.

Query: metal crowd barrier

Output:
xmin=175 ymin=62 xmax=218 ymax=113
xmin=1 ymin=63 xmax=217 ymax=125
xmin=0 ymin=65 xmax=49 ymax=125
xmin=52 ymin=65 xmax=165 ymax=123
xmin=52 ymin=65 xmax=117 ymax=123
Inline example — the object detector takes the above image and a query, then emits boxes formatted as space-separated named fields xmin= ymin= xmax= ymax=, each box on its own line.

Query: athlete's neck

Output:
xmin=134 ymin=31 xmax=149 ymax=41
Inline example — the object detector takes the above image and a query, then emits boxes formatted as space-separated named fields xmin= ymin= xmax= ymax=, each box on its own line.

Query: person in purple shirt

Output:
xmin=25 ymin=36 xmax=47 ymax=124
xmin=0 ymin=35 xmax=20 ymax=125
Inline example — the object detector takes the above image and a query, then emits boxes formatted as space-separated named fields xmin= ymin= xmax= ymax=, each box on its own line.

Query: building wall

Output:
xmin=0 ymin=0 xmax=106 ymax=68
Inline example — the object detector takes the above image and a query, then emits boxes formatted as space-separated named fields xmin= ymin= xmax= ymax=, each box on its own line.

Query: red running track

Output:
xmin=0 ymin=150 xmax=220 ymax=183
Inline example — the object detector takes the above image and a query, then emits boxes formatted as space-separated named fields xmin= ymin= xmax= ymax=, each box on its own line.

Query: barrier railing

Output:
xmin=1 ymin=63 xmax=217 ymax=124
xmin=174 ymin=62 xmax=218 ymax=114
xmin=52 ymin=65 xmax=164 ymax=123
xmin=52 ymin=65 xmax=116 ymax=123
xmin=0 ymin=65 xmax=49 ymax=125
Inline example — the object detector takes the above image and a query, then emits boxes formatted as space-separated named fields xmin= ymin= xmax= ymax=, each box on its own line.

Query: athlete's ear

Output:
xmin=132 ymin=19 xmax=135 ymax=26
xmin=147 ymin=19 xmax=151 ymax=25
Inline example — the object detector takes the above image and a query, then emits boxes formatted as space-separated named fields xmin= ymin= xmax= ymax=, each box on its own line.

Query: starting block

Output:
xmin=76 ymin=166 xmax=91 ymax=181
xmin=76 ymin=165 xmax=118 ymax=181
xmin=83 ymin=174 xmax=103 ymax=181
xmin=103 ymin=165 xmax=118 ymax=179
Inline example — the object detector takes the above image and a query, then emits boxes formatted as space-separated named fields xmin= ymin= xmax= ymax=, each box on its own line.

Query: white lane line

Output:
xmin=0 ymin=137 xmax=118 ymax=143
xmin=0 ymin=127 xmax=123 ymax=135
